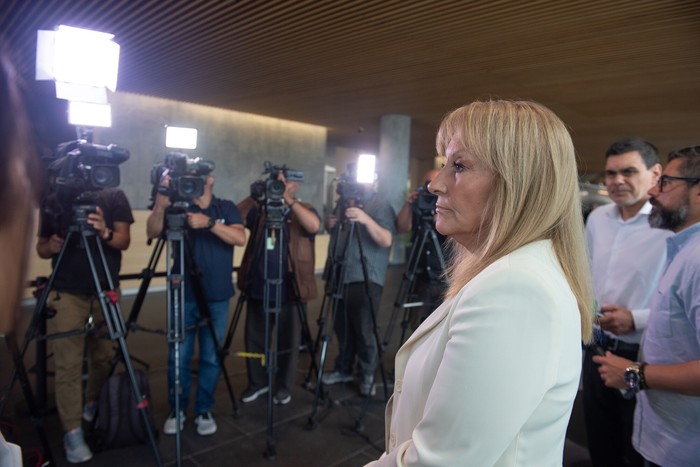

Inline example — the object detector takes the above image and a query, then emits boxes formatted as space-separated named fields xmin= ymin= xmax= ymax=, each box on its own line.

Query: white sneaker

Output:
xmin=64 ymin=427 xmax=93 ymax=463
xmin=195 ymin=412 xmax=217 ymax=436
xmin=163 ymin=411 xmax=185 ymax=435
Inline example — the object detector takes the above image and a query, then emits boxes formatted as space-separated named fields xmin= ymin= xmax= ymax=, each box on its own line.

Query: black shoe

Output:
xmin=273 ymin=388 xmax=292 ymax=405
xmin=241 ymin=386 xmax=269 ymax=403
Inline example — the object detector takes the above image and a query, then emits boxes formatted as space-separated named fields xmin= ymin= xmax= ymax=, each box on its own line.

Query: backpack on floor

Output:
xmin=92 ymin=370 xmax=158 ymax=450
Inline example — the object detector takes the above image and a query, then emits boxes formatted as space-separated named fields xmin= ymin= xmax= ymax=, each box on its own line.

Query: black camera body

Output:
xmin=150 ymin=152 xmax=215 ymax=202
xmin=413 ymin=182 xmax=437 ymax=221
xmin=250 ymin=161 xmax=304 ymax=223
xmin=41 ymin=140 xmax=129 ymax=235
xmin=47 ymin=140 xmax=129 ymax=193
xmin=336 ymin=163 xmax=369 ymax=208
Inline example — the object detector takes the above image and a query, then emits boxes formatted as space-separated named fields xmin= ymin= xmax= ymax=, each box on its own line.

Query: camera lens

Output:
xmin=91 ymin=165 xmax=119 ymax=188
xmin=179 ymin=178 xmax=199 ymax=196
xmin=267 ymin=179 xmax=285 ymax=198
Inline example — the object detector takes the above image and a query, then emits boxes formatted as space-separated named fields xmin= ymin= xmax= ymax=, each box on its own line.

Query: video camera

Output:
xmin=335 ymin=163 xmax=369 ymax=208
xmin=150 ymin=152 xmax=215 ymax=202
xmin=413 ymin=181 xmax=437 ymax=221
xmin=250 ymin=160 xmax=304 ymax=204
xmin=41 ymin=139 xmax=129 ymax=234
xmin=46 ymin=140 xmax=129 ymax=193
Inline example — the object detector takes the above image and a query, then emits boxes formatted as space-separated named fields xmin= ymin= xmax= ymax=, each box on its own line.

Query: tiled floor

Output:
xmin=1 ymin=266 xmax=592 ymax=466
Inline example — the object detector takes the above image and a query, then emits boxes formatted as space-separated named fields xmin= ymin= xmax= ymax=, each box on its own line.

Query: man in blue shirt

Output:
xmin=594 ymin=145 xmax=700 ymax=467
xmin=147 ymin=171 xmax=245 ymax=436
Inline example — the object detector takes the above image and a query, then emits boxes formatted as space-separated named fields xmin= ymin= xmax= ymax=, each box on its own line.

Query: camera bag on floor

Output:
xmin=92 ymin=370 xmax=158 ymax=450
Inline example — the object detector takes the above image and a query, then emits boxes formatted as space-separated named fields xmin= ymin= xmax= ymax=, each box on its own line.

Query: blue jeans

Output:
xmin=168 ymin=299 xmax=230 ymax=414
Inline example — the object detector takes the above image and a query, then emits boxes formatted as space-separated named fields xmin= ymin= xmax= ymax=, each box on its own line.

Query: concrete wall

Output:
xmin=91 ymin=92 xmax=327 ymax=210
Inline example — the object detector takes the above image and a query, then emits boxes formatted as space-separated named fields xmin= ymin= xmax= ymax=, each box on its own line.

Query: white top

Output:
xmin=365 ymin=240 xmax=582 ymax=467
xmin=585 ymin=202 xmax=671 ymax=344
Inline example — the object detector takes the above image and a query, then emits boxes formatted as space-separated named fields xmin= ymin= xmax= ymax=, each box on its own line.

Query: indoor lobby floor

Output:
xmin=1 ymin=266 xmax=593 ymax=467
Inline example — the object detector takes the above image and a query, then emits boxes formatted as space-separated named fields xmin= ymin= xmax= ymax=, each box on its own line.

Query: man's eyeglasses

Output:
xmin=657 ymin=175 xmax=700 ymax=193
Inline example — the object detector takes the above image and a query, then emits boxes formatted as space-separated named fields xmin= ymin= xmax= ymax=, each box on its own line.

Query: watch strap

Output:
xmin=207 ymin=218 xmax=216 ymax=229
xmin=639 ymin=362 xmax=648 ymax=390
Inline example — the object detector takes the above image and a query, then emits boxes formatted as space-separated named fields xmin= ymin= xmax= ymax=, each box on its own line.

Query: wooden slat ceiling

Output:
xmin=3 ymin=0 xmax=700 ymax=174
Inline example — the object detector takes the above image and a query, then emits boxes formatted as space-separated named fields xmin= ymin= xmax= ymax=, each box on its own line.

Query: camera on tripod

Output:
xmin=42 ymin=139 xmax=130 ymax=234
xmin=150 ymin=152 xmax=215 ymax=202
xmin=250 ymin=161 xmax=304 ymax=202
xmin=335 ymin=162 xmax=371 ymax=208
xmin=249 ymin=161 xmax=304 ymax=221
xmin=413 ymin=181 xmax=437 ymax=220
xmin=46 ymin=139 xmax=129 ymax=192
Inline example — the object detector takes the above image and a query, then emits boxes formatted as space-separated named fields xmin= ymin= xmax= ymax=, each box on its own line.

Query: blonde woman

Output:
xmin=366 ymin=100 xmax=592 ymax=467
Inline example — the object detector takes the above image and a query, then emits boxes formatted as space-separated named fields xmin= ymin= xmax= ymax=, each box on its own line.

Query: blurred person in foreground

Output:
xmin=365 ymin=99 xmax=593 ymax=467
xmin=594 ymin=145 xmax=700 ymax=467
xmin=0 ymin=39 xmax=40 ymax=467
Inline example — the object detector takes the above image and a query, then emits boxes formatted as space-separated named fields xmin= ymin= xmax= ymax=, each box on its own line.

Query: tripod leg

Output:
xmin=182 ymin=237 xmax=239 ymax=416
xmin=84 ymin=231 xmax=163 ymax=467
xmin=4 ymin=333 xmax=57 ymax=466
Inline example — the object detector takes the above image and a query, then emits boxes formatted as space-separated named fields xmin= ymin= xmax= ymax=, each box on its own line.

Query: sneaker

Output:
xmin=321 ymin=370 xmax=353 ymax=385
xmin=241 ymin=386 xmax=269 ymax=403
xmin=163 ymin=411 xmax=186 ymax=435
xmin=194 ymin=412 xmax=217 ymax=436
xmin=273 ymin=388 xmax=292 ymax=405
xmin=359 ymin=375 xmax=376 ymax=397
xmin=64 ymin=427 xmax=92 ymax=463
xmin=82 ymin=401 xmax=97 ymax=423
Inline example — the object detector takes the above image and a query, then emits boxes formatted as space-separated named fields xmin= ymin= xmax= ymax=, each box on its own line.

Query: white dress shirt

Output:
xmin=585 ymin=202 xmax=671 ymax=344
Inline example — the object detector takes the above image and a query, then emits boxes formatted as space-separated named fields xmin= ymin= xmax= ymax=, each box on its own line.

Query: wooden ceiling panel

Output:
xmin=2 ymin=0 xmax=699 ymax=173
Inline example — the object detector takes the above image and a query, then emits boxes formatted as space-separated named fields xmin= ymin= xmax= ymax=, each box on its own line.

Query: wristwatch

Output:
xmin=624 ymin=362 xmax=648 ymax=395
xmin=207 ymin=218 xmax=216 ymax=229
xmin=102 ymin=228 xmax=113 ymax=242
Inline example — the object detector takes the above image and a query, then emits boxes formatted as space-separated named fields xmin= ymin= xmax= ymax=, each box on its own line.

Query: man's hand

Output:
xmin=592 ymin=351 xmax=633 ymax=390
xmin=325 ymin=213 xmax=338 ymax=230
xmin=597 ymin=305 xmax=635 ymax=336
xmin=345 ymin=207 xmax=370 ymax=225
xmin=46 ymin=234 xmax=64 ymax=254
xmin=86 ymin=206 xmax=110 ymax=240
xmin=186 ymin=212 xmax=212 ymax=229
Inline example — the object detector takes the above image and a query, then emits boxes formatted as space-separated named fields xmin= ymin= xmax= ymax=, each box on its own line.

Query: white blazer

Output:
xmin=365 ymin=240 xmax=582 ymax=467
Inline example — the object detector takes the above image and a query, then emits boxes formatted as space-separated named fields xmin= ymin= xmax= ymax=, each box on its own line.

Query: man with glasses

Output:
xmin=583 ymin=137 xmax=671 ymax=467
xmin=594 ymin=145 xmax=700 ymax=467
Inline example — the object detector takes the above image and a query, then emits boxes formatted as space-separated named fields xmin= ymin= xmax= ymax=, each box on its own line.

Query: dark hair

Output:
xmin=668 ymin=146 xmax=700 ymax=179
xmin=605 ymin=137 xmax=659 ymax=168
xmin=0 ymin=39 xmax=39 ymax=225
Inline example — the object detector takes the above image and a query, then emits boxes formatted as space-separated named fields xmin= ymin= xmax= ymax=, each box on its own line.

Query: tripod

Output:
xmin=306 ymin=202 xmax=389 ymax=431
xmin=9 ymin=201 xmax=162 ymax=466
xmin=1 ymin=332 xmax=56 ymax=466
xmin=383 ymin=215 xmax=446 ymax=350
xmin=223 ymin=201 xmax=317 ymax=459
xmin=124 ymin=205 xmax=239 ymax=467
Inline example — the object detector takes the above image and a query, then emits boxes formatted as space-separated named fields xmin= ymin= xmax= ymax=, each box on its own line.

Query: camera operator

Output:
xmin=147 ymin=170 xmax=245 ymax=436
xmin=322 ymin=177 xmax=395 ymax=397
xmin=237 ymin=169 xmax=320 ymax=405
xmin=395 ymin=168 xmax=448 ymax=329
xmin=36 ymin=188 xmax=133 ymax=463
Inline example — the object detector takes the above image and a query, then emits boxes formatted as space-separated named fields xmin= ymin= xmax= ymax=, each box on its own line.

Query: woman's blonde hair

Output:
xmin=436 ymin=100 xmax=593 ymax=341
